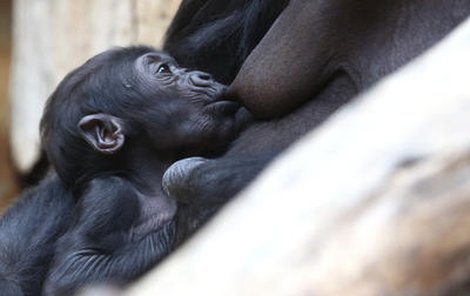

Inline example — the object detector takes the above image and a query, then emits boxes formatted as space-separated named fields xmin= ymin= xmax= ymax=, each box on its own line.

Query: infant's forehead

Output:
xmin=93 ymin=47 xmax=172 ymax=66
xmin=136 ymin=50 xmax=176 ymax=63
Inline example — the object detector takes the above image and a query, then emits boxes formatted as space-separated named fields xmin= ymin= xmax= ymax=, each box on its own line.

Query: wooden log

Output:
xmin=9 ymin=0 xmax=181 ymax=175
xmin=120 ymin=17 xmax=470 ymax=296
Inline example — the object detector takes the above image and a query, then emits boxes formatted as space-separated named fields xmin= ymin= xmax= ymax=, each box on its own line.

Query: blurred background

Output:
xmin=0 ymin=0 xmax=182 ymax=211
xmin=0 ymin=0 xmax=16 ymax=210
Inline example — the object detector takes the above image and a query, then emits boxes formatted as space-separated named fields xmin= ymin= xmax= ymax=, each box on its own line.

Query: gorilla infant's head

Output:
xmin=41 ymin=46 xmax=243 ymax=184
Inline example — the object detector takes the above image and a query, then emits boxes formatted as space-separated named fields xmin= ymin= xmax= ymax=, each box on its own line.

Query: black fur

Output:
xmin=0 ymin=174 xmax=74 ymax=296
xmin=164 ymin=0 xmax=287 ymax=83
xmin=40 ymin=46 xmax=246 ymax=295
xmin=1 ymin=46 xmax=247 ymax=296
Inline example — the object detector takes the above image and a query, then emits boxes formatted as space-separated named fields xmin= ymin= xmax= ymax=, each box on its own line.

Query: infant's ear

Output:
xmin=78 ymin=113 xmax=125 ymax=154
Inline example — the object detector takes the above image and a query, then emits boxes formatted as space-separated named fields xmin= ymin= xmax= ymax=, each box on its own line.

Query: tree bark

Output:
xmin=121 ymin=17 xmax=470 ymax=296
xmin=9 ymin=0 xmax=181 ymax=174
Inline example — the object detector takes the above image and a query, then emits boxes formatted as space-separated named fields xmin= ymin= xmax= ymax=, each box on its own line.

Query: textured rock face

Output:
xmin=9 ymin=0 xmax=182 ymax=174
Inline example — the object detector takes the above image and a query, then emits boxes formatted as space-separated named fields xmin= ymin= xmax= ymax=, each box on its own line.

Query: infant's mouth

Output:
xmin=206 ymin=100 xmax=241 ymax=116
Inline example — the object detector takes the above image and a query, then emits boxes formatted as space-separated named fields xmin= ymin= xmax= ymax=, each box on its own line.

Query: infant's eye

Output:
xmin=157 ymin=64 xmax=171 ymax=74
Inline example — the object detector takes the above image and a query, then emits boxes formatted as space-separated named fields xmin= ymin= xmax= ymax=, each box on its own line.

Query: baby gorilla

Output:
xmin=40 ymin=46 xmax=245 ymax=295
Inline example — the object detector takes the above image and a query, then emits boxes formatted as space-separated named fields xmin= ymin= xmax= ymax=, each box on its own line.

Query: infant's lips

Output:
xmin=213 ymin=85 xmax=228 ymax=100
xmin=206 ymin=100 xmax=241 ymax=116
xmin=223 ymin=84 xmax=238 ymax=101
xmin=205 ymin=84 xmax=242 ymax=115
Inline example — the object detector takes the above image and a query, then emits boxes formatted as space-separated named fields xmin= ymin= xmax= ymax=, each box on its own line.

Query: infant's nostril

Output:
xmin=198 ymin=73 xmax=211 ymax=80
xmin=190 ymin=71 xmax=213 ymax=86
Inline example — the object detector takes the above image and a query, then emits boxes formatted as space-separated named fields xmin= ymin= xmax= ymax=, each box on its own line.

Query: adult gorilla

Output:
xmin=163 ymin=1 xmax=470 ymax=207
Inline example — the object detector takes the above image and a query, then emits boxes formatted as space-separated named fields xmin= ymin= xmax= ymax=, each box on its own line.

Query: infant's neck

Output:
xmin=124 ymin=153 xmax=172 ymax=196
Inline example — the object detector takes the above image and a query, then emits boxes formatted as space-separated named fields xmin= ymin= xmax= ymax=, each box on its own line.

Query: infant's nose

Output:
xmin=189 ymin=71 xmax=213 ymax=87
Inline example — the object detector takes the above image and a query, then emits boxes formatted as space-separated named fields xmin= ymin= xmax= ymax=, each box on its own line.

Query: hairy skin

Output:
xmin=37 ymin=46 xmax=246 ymax=295
xmin=44 ymin=177 xmax=176 ymax=295
xmin=2 ymin=1 xmax=468 ymax=294
xmin=0 ymin=174 xmax=74 ymax=296
xmin=163 ymin=0 xmax=470 ymax=216
xmin=164 ymin=0 xmax=288 ymax=84
xmin=0 ymin=45 xmax=250 ymax=296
